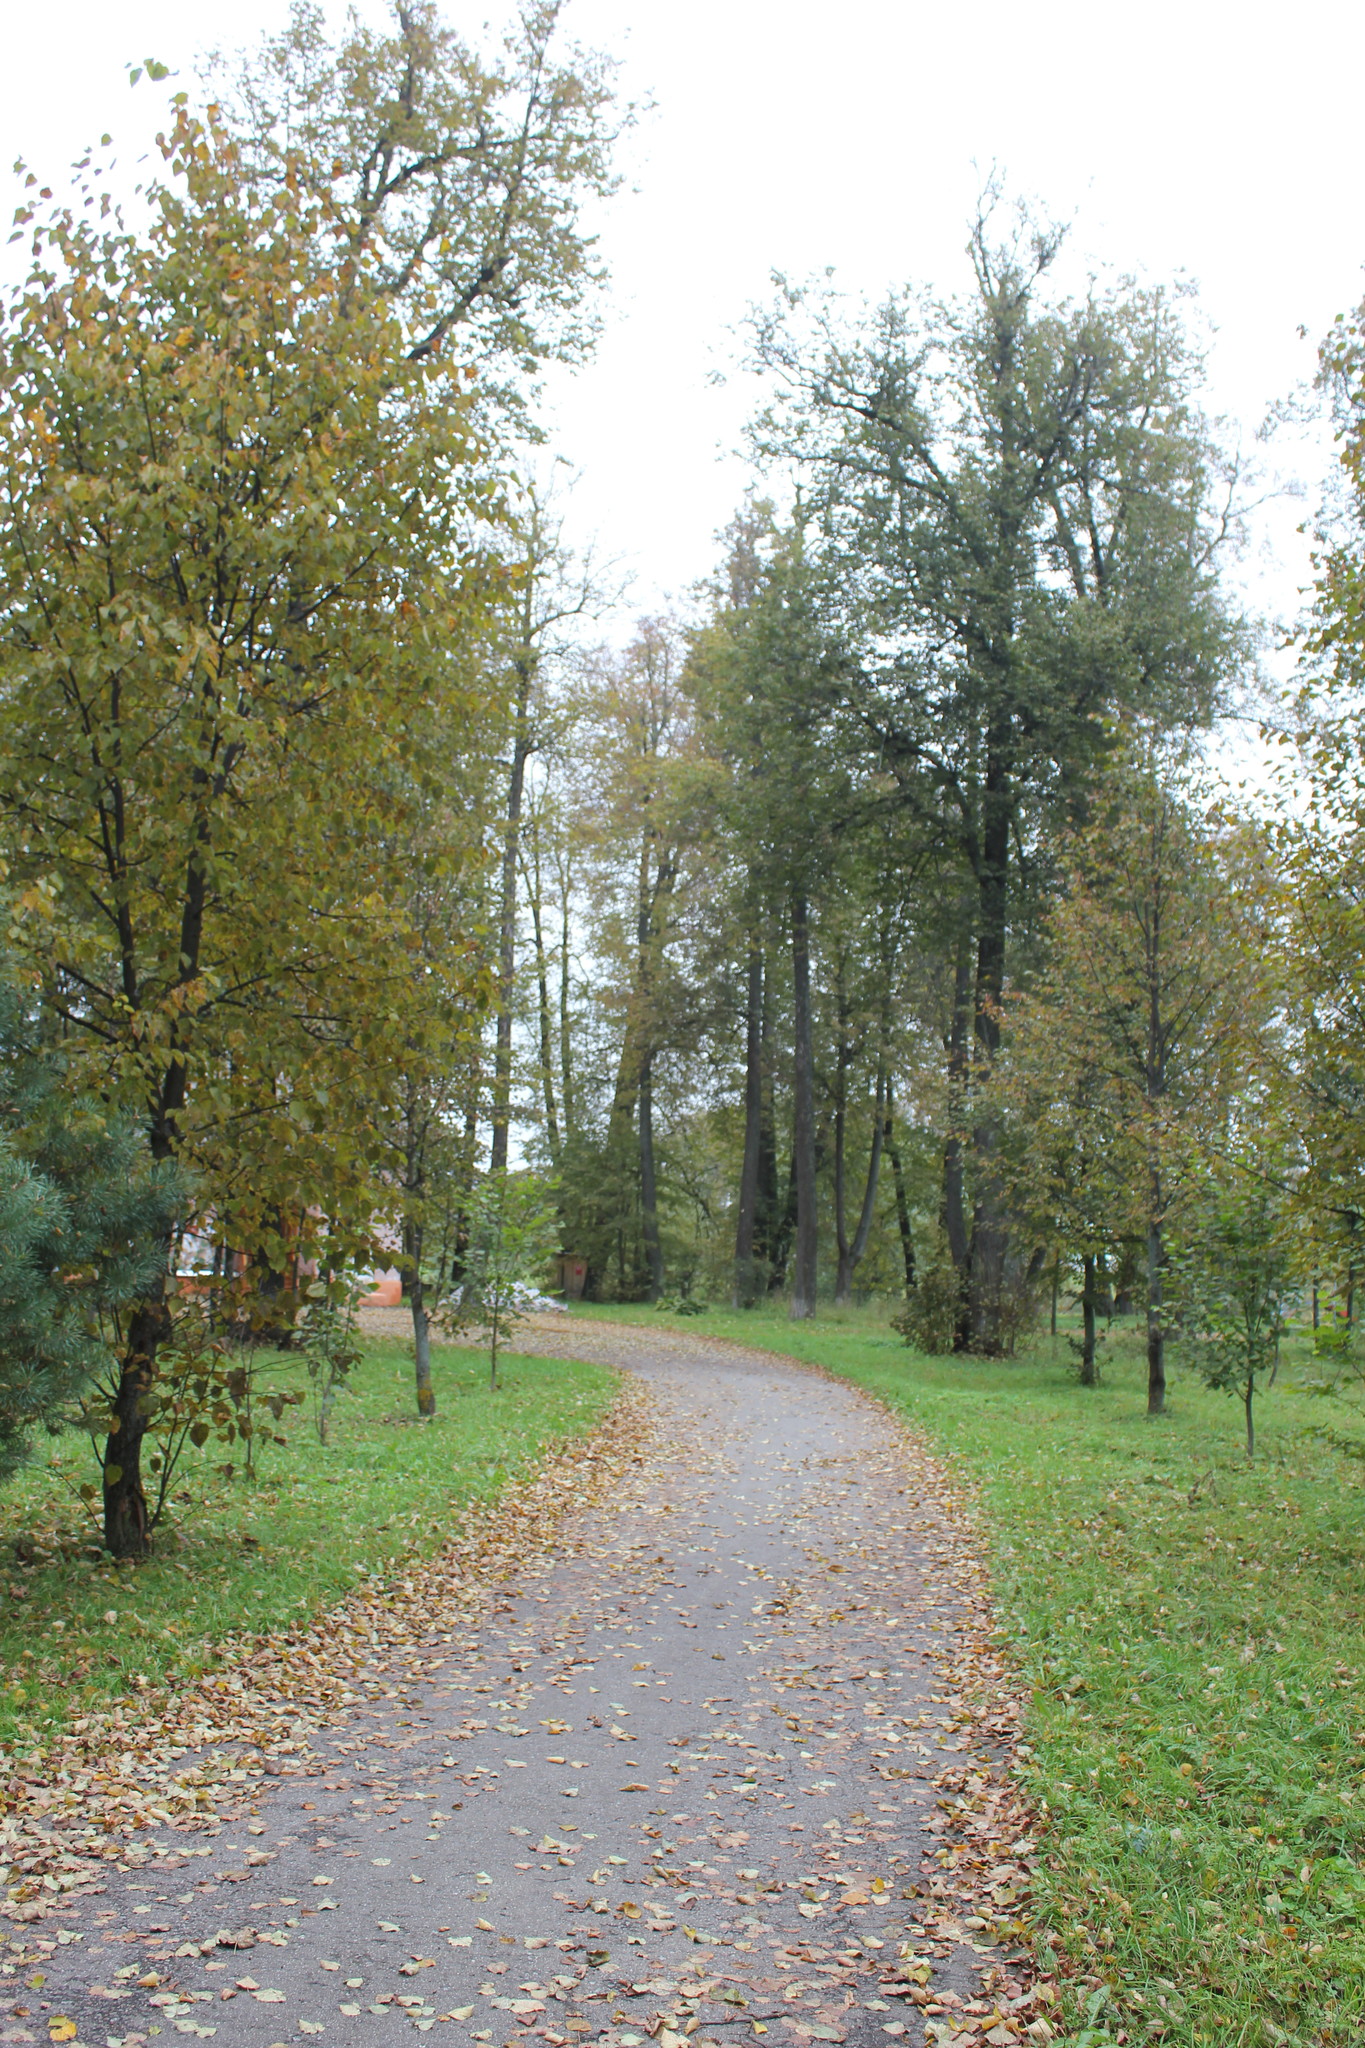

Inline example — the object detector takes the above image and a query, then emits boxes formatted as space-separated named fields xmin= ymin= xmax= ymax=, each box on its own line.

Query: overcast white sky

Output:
xmin=5 ymin=0 xmax=1362 ymax=638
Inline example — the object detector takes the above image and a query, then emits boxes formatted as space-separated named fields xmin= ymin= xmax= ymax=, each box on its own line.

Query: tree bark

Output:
xmin=789 ymin=891 xmax=818 ymax=1319
xmin=403 ymin=1216 xmax=435 ymax=1418
xmin=733 ymin=935 xmax=765 ymax=1308
xmin=963 ymin=739 xmax=1013 ymax=1351
xmin=836 ymin=1066 xmax=886 ymax=1305
xmin=1079 ymin=1250 xmax=1098 ymax=1387
xmin=1145 ymin=877 xmax=1168 ymax=1414
xmin=490 ymin=653 xmax=535 ymax=1176
xmin=556 ymin=846 xmax=576 ymax=1146
xmin=1146 ymin=1211 xmax=1166 ymax=1415
xmin=757 ymin=951 xmax=780 ymax=1283
xmin=770 ymin=1146 xmax=797 ymax=1292
xmin=639 ymin=1048 xmax=664 ymax=1301
xmin=103 ymin=1288 xmax=171 ymax=1558
xmin=522 ymin=825 xmax=561 ymax=1165
xmin=942 ymin=931 xmax=973 ymax=1275
xmin=411 ymin=1273 xmax=434 ymax=1418
xmin=832 ymin=976 xmax=852 ymax=1304
xmin=885 ymin=1088 xmax=916 ymax=1298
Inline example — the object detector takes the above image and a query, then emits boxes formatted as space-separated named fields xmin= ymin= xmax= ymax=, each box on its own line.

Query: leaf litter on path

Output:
xmin=6 ymin=1323 xmax=1059 ymax=2047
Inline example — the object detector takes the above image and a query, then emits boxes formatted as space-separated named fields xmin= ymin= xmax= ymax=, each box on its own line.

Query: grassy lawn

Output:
xmin=0 ymin=1335 xmax=616 ymax=1757
xmin=583 ymin=1297 xmax=1364 ymax=2048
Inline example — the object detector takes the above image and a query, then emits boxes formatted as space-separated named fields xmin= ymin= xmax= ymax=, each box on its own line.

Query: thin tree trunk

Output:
xmin=404 ymin=1209 xmax=434 ymax=1419
xmin=885 ymin=1087 xmax=916 ymax=1298
xmin=1146 ymin=1210 xmax=1166 ymax=1415
xmin=757 ymin=949 xmax=779 ymax=1282
xmin=104 ymin=1023 xmax=194 ymax=1555
xmin=942 ymin=930 xmax=973 ymax=1279
xmin=833 ymin=973 xmax=852 ymax=1304
xmin=411 ymin=1270 xmax=434 ymax=1418
xmin=1145 ymin=868 xmax=1168 ymax=1414
xmin=639 ymin=1049 xmax=664 ymax=1301
xmin=733 ymin=936 xmax=765 ymax=1308
xmin=1079 ymin=1250 xmax=1098 ymax=1387
xmin=490 ymin=654 xmax=535 ymax=1175
xmin=1244 ymin=1373 xmax=1255 ymax=1459
xmin=399 ymin=1078 xmax=435 ymax=1417
xmin=103 ymin=1288 xmax=170 ymax=1558
xmin=521 ymin=826 xmax=561 ymax=1165
xmin=836 ymin=1068 xmax=887 ymax=1306
xmin=967 ymin=751 xmax=1011 ymax=1349
xmin=1050 ymin=1254 xmax=1060 ymax=1340
xmin=789 ymin=891 xmax=818 ymax=1319
xmin=556 ymin=848 xmax=576 ymax=1145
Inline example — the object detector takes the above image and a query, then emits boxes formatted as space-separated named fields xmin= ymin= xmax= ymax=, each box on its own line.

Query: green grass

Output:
xmin=581 ymin=1297 xmax=1365 ymax=2047
xmin=0 ymin=1336 xmax=616 ymax=1755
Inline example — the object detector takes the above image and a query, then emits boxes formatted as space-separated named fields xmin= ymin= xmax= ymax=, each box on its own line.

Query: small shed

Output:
xmin=556 ymin=1254 xmax=588 ymax=1300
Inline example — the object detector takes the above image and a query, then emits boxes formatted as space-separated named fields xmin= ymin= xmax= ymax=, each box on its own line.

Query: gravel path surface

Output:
xmin=21 ymin=1323 xmax=1030 ymax=2048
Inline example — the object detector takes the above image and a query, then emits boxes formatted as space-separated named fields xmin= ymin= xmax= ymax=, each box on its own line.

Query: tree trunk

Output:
xmin=1146 ymin=1212 xmax=1166 ymax=1415
xmin=403 ymin=1213 xmax=434 ymax=1419
xmin=770 ymin=1145 xmax=797 ymax=1291
xmin=490 ymin=654 xmax=535 ymax=1175
xmin=886 ymin=1089 xmax=916 ymax=1298
xmin=104 ymin=1030 xmax=190 ymax=1556
xmin=103 ymin=1289 xmax=171 ymax=1558
xmin=942 ymin=931 xmax=973 ymax=1281
xmin=832 ymin=975 xmax=852 ymax=1304
xmin=411 ymin=1270 xmax=434 ymax=1418
xmin=789 ymin=891 xmax=818 ymax=1319
xmin=757 ymin=953 xmax=780 ymax=1284
xmin=1244 ymin=1372 xmax=1255 ymax=1460
xmin=522 ymin=824 xmax=561 ymax=1166
xmin=557 ymin=848 xmax=576 ymax=1145
xmin=836 ymin=1067 xmax=886 ymax=1306
xmin=733 ymin=936 xmax=765 ymax=1308
xmin=965 ymin=751 xmax=1011 ymax=1350
xmin=1079 ymin=1251 xmax=1098 ymax=1387
xmin=639 ymin=1048 xmax=664 ymax=1301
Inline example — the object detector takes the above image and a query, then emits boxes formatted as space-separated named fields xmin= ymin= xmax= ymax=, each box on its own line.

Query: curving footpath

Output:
xmin=17 ymin=1324 xmax=1044 ymax=2048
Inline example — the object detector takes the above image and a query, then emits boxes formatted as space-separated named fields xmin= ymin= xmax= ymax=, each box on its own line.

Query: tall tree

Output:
xmin=0 ymin=111 xmax=499 ymax=1551
xmin=218 ymin=0 xmax=623 ymax=392
xmin=1261 ymin=283 xmax=1365 ymax=1303
xmin=565 ymin=619 xmax=709 ymax=1299
xmin=489 ymin=491 xmax=609 ymax=1174
xmin=1007 ymin=765 xmax=1248 ymax=1412
xmin=689 ymin=516 xmax=852 ymax=1317
xmin=748 ymin=191 xmax=1244 ymax=1347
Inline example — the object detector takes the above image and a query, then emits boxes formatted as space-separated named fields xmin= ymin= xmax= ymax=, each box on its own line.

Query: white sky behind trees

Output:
xmin=5 ymin=0 xmax=1363 ymax=647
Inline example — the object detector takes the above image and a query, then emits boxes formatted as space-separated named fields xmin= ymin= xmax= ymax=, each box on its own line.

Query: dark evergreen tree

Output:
xmin=0 ymin=965 xmax=181 ymax=1483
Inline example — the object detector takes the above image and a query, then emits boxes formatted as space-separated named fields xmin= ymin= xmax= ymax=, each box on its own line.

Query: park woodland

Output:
xmin=0 ymin=9 xmax=1364 ymax=2047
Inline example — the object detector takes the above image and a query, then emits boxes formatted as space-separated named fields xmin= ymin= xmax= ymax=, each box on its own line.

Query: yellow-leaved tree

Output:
xmin=0 ymin=106 xmax=501 ymax=1553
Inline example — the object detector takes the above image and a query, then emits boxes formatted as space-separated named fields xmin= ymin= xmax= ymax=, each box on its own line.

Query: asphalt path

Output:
xmin=21 ymin=1324 xmax=1000 ymax=2048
